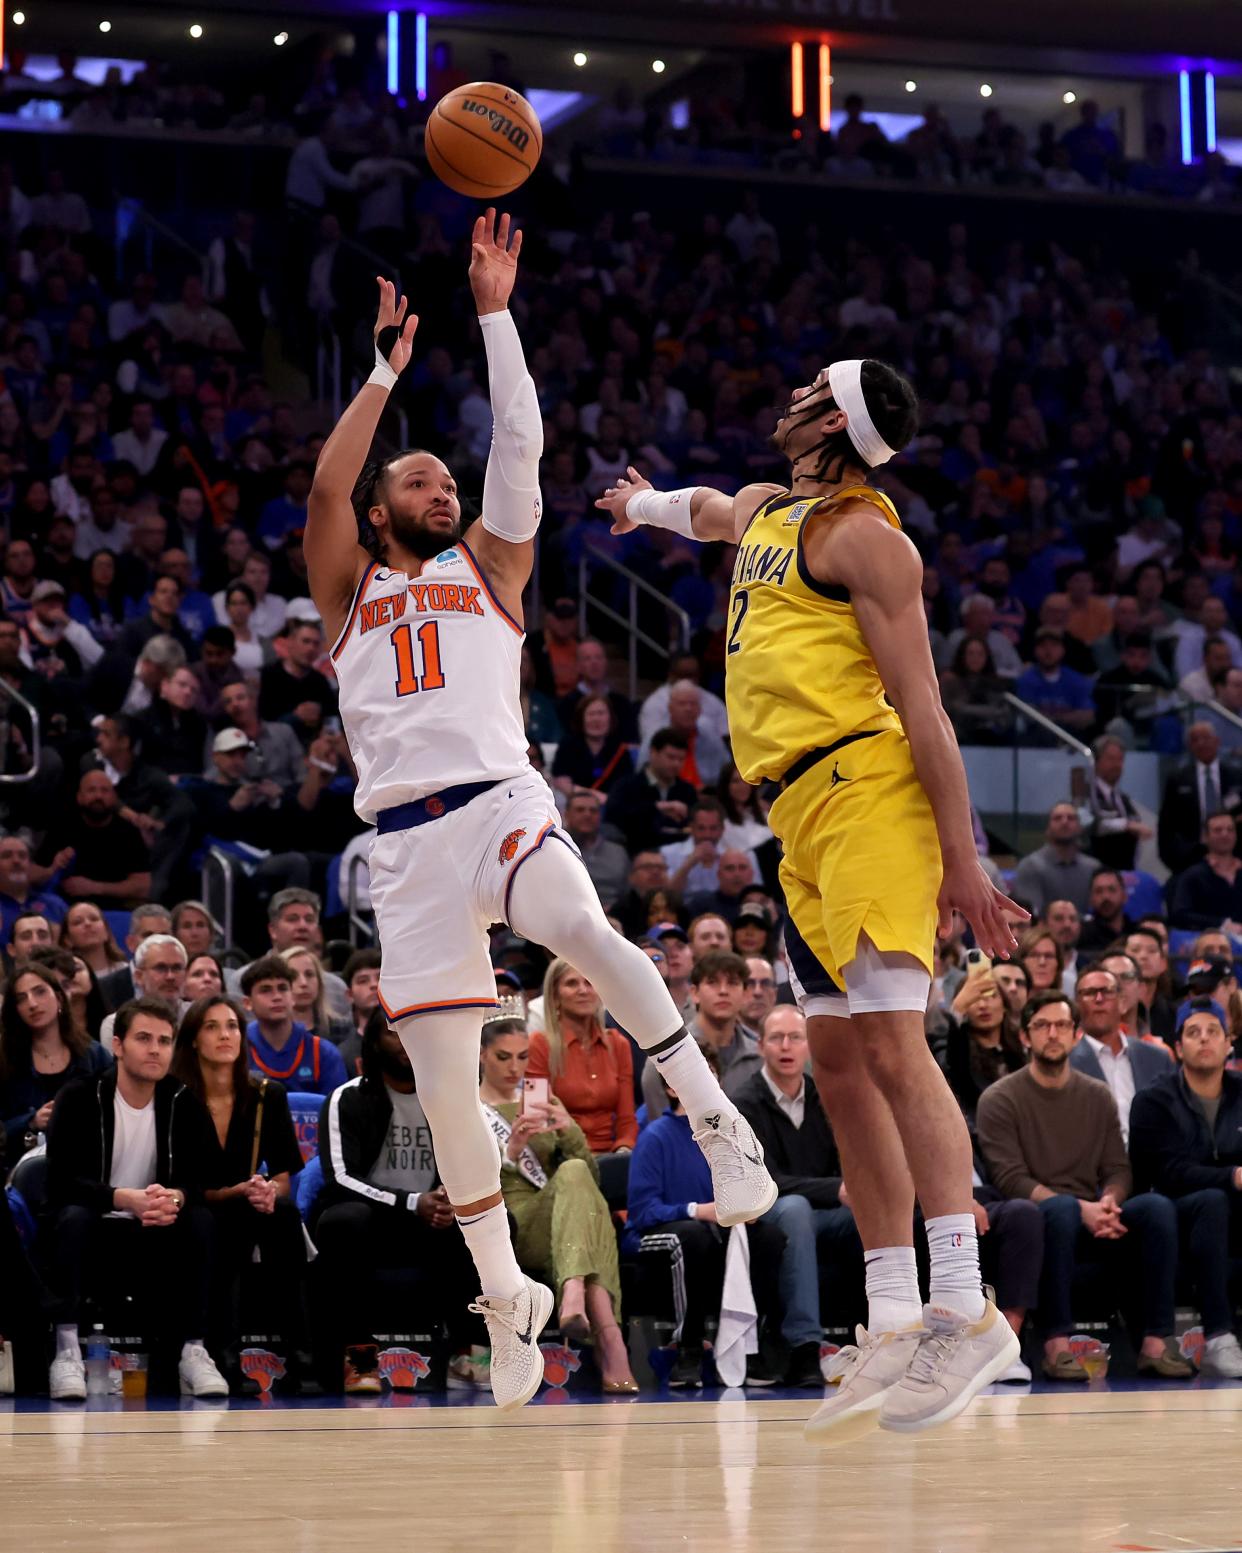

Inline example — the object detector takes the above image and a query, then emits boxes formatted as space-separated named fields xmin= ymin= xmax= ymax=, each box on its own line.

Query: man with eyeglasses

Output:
xmin=742 ymin=956 xmax=778 ymax=1028
xmin=736 ymin=1006 xmax=863 ymax=1387
xmin=1098 ymin=951 xmax=1144 ymax=1035
xmin=977 ymin=989 xmax=1191 ymax=1381
xmin=1068 ymin=967 xmax=1172 ymax=1143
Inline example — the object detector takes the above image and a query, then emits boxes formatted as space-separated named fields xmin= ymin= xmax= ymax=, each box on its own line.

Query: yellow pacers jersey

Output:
xmin=725 ymin=485 xmax=903 ymax=785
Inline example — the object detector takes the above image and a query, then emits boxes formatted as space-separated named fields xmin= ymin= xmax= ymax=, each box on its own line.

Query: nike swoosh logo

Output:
xmin=516 ymin=1308 xmax=534 ymax=1345
xmin=508 ymin=789 xmax=514 ymax=799
xmin=743 ymin=1149 xmax=762 ymax=1166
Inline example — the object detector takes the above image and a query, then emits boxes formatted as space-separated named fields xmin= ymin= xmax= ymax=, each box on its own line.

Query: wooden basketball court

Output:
xmin=4 ymin=1385 xmax=1241 ymax=1552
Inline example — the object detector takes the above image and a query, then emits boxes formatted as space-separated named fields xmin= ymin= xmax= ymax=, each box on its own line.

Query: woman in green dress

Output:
xmin=479 ymin=1014 xmax=638 ymax=1394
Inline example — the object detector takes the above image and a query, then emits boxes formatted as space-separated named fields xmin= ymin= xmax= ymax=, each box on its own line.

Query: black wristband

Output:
xmin=375 ymin=324 xmax=400 ymax=359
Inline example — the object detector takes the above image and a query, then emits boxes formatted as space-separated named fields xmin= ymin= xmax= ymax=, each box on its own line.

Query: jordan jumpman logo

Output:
xmin=830 ymin=762 xmax=851 ymax=789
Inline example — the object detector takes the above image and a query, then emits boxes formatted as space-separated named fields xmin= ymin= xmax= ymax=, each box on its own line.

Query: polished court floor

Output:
xmin=4 ymin=1380 xmax=1242 ymax=1553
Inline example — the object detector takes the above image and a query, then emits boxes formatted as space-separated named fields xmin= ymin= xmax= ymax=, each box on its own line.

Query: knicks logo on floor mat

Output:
xmin=499 ymin=828 xmax=527 ymax=863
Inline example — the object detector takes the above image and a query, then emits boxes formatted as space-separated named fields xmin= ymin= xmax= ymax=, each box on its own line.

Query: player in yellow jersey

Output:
xmin=597 ymin=357 xmax=1028 ymax=1440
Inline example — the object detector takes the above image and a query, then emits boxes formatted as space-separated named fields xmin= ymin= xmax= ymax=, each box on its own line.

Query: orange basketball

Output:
xmin=425 ymin=81 xmax=542 ymax=199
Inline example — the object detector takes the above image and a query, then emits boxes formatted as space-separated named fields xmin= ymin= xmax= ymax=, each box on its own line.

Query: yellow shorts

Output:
xmin=769 ymin=728 xmax=942 ymax=991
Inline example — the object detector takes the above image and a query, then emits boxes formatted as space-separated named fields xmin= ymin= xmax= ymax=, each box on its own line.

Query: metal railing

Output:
xmin=113 ymin=196 xmax=207 ymax=285
xmin=0 ymin=678 xmax=40 ymax=785
xmin=577 ymin=545 xmax=692 ymax=700
xmin=200 ymin=846 xmax=240 ymax=959
xmin=1206 ymin=699 xmax=1242 ymax=735
xmin=346 ymin=853 xmax=375 ymax=947
xmin=1001 ymin=692 xmax=1095 ymax=845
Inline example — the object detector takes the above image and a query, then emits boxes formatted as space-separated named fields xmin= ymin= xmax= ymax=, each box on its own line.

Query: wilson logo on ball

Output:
xmin=461 ymin=99 xmax=532 ymax=153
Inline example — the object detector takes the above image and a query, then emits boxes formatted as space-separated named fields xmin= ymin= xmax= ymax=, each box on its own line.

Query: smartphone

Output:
xmin=965 ymin=947 xmax=987 ymax=967
xmin=324 ymin=716 xmax=342 ymax=736
xmin=521 ymin=1076 xmax=550 ymax=1114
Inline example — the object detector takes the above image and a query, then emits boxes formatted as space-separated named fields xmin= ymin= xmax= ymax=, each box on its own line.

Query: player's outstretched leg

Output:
xmin=394 ymin=1009 xmax=552 ymax=1411
xmin=507 ymin=842 xmax=776 ymax=1225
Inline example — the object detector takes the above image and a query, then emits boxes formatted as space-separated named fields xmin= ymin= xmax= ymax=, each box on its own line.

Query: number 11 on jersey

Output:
xmin=392 ymin=620 xmax=446 ymax=697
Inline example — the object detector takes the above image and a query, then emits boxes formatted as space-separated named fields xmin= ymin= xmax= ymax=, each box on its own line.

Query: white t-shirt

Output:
xmin=108 ymin=1090 xmax=158 ymax=1216
xmin=368 ymin=1086 xmax=436 ymax=1199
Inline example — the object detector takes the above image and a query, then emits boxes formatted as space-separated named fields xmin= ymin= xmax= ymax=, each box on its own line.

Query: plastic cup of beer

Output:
xmin=121 ymin=1351 xmax=149 ymax=1399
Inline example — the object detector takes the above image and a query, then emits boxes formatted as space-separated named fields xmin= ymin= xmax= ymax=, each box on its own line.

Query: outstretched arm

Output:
xmin=306 ymin=278 xmax=419 ymax=645
xmin=810 ymin=510 xmax=1028 ymax=958
xmin=464 ymin=209 xmax=542 ymax=619
xmin=594 ymin=467 xmax=782 ymax=544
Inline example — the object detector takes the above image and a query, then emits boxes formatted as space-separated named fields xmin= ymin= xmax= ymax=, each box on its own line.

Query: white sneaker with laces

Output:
xmin=995 ymin=1356 xmax=1032 ymax=1384
xmin=49 ymin=1352 xmax=86 ymax=1401
xmin=1200 ymin=1332 xmax=1242 ymax=1378
xmin=879 ymin=1299 xmax=1020 ymax=1433
xmin=804 ymin=1325 xmax=924 ymax=1444
xmin=468 ymin=1277 xmax=554 ymax=1411
xmin=178 ymin=1343 xmax=229 ymax=1398
xmin=692 ymin=1111 xmax=777 ymax=1227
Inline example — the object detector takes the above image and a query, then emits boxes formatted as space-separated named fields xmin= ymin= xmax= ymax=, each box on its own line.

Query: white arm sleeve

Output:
xmin=479 ymin=309 xmax=544 ymax=544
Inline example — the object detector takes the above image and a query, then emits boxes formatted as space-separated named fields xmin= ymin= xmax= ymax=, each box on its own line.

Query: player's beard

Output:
xmin=387 ymin=507 xmax=462 ymax=560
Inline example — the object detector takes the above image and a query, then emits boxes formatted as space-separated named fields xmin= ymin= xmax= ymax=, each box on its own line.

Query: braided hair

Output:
xmin=352 ymin=448 xmax=430 ymax=562
xmin=785 ymin=359 xmax=919 ymax=486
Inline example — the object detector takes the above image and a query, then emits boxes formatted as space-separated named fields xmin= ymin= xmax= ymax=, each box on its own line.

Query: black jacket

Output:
xmin=1129 ymin=1067 xmax=1242 ymax=1198
xmin=604 ymin=768 xmax=698 ymax=854
xmin=317 ymin=1074 xmax=440 ymax=1216
xmin=733 ymin=1068 xmax=842 ymax=1208
xmin=1158 ymin=755 xmax=1242 ymax=874
xmin=46 ymin=1068 xmax=217 ymax=1213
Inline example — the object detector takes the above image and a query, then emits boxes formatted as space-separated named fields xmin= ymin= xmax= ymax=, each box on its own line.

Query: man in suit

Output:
xmin=1158 ymin=721 xmax=1242 ymax=874
xmin=1070 ymin=964 xmax=1172 ymax=1144
xmin=734 ymin=1005 xmax=863 ymax=1386
xmin=1089 ymin=736 xmax=1152 ymax=872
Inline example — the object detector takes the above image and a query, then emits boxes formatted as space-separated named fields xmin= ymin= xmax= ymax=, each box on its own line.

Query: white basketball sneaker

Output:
xmin=49 ymin=1351 xmax=87 ymax=1401
xmin=804 ymin=1325 xmax=924 ymax=1444
xmin=469 ymin=1277 xmax=554 ymax=1411
xmin=692 ymin=1110 xmax=777 ymax=1226
xmin=879 ymin=1299 xmax=1020 ymax=1433
xmin=178 ymin=1343 xmax=229 ymax=1398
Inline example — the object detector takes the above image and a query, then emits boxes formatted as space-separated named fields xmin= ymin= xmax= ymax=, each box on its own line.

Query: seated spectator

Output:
xmin=259 ymin=619 xmax=336 ymax=740
xmin=1179 ymin=636 xmax=1234 ymax=706
xmin=688 ymin=912 xmax=734 ymax=960
xmin=87 ymin=713 xmax=195 ymax=901
xmin=1158 ymin=722 xmax=1242 ymax=876
xmin=610 ymin=852 xmax=673 ymax=939
xmin=942 ymin=595 xmax=1023 ymax=679
xmin=732 ymin=901 xmax=776 ymax=960
xmin=1170 ymin=811 xmax=1242 ymax=930
xmin=93 ymin=633 xmax=188 ymax=721
xmin=212 ymin=549 xmax=286 ymax=640
xmin=313 ymin=1011 xmax=482 ymax=1394
xmin=643 ymin=950 xmax=759 ymax=1122
xmin=1068 ymin=966 xmax=1172 ymax=1143
xmin=68 ymin=549 xmax=128 ymax=649
xmin=138 ymin=665 xmax=210 ymax=779
xmin=1125 ymin=927 xmax=1178 ymax=1047
xmin=663 ymin=798 xmax=761 ymax=901
xmin=1092 ymin=632 xmax=1171 ymax=746
xmin=279 ymin=944 xmax=353 ymax=1045
xmin=99 ymin=934 xmax=188 ymax=1042
xmin=1012 ymin=802 xmax=1102 ymax=916
xmin=172 ymin=994 xmax=309 ymax=1385
xmin=191 ymin=625 xmax=246 ymax=718
xmin=735 ymin=1006 xmax=863 ymax=1385
xmin=991 ymin=959 xmax=1031 ymax=1020
xmin=216 ymin=681 xmax=307 ymax=793
xmin=219 ymin=583 xmax=265 ymax=675
xmin=479 ymin=1013 xmax=637 ymax=1392
xmin=170 ymin=900 xmax=219 ymax=960
xmin=526 ymin=958 xmax=636 ymax=1155
xmin=1016 ymin=926 xmax=1064 ymax=996
xmin=741 ymin=954 xmax=778 ymax=1029
xmin=560 ymin=789 xmax=631 ymax=908
xmin=942 ymin=964 xmax=1026 ymax=1119
xmin=28 ymin=944 xmax=106 ymax=1040
xmin=639 ymin=652 xmax=730 ymax=751
xmin=7 ymin=909 xmax=53 ymax=968
xmin=0 ymin=833 xmax=66 ymax=949
xmin=241 ymin=954 xmax=347 ymax=1099
xmin=556 ymin=637 xmax=636 ymax=743
xmin=1044 ymin=900 xmax=1082 ymax=991
xmin=62 ymin=899 xmax=128 ymax=980
xmin=939 ymin=636 xmax=1013 ymax=743
xmin=625 ymin=1058 xmax=785 ymax=1387
xmin=44 ymin=997 xmax=228 ymax=1400
xmin=1014 ymin=630 xmax=1095 ymax=737
xmin=605 ymin=734 xmax=694 ymax=858
xmin=95 ymin=902 xmax=171 ymax=1009
xmin=644 ymin=680 xmax=728 ymax=789
xmin=0 ymin=960 xmax=111 ymax=1171
xmin=336 ymin=948 xmax=382 ymax=1074
xmin=977 ymin=990 xmax=1192 ymax=1382
xmin=1077 ymin=868 xmax=1135 ymax=953
xmin=552 ymin=694 xmax=634 ymax=798
xmin=1129 ymin=999 xmax=1242 ymax=1376
xmin=116 ymin=573 xmax=195 ymax=663
xmin=253 ymin=889 xmax=350 ymax=1018
xmin=648 ymin=921 xmax=694 ymax=1023
xmin=685 ymin=849 xmax=758 ymax=925
xmin=184 ymin=953 xmax=225 ymax=1002
xmin=48 ymin=769 xmax=151 ymax=911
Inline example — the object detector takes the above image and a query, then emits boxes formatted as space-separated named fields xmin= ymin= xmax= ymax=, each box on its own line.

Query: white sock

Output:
xmin=925 ymin=1212 xmax=986 ymax=1321
xmin=864 ymin=1245 xmax=922 ymax=1333
xmin=55 ymin=1324 xmax=79 ymax=1356
xmin=647 ymin=1032 xmax=738 ymax=1130
xmin=457 ymin=1202 xmax=526 ymax=1301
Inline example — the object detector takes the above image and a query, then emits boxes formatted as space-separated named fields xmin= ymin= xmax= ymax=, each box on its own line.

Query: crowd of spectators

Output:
xmin=3 ymin=43 xmax=1242 ymax=1399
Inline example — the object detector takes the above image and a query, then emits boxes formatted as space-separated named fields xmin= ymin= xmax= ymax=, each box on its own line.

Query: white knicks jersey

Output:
xmin=331 ymin=540 xmax=531 ymax=823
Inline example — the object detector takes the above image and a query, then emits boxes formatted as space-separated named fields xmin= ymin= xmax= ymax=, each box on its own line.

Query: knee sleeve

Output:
xmin=507 ymin=842 xmax=683 ymax=1047
xmin=396 ymin=1009 xmax=502 ymax=1206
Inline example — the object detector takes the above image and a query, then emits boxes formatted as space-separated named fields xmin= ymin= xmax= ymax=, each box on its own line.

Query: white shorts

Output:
xmin=788 ymin=933 xmax=930 ymax=1018
xmin=367 ymin=769 xmax=578 ymax=1020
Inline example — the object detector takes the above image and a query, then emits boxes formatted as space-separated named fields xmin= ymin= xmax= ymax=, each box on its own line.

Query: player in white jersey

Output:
xmin=306 ymin=210 xmax=776 ymax=1411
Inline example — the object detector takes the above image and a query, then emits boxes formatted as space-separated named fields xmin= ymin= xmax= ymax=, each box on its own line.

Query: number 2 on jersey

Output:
xmin=391 ymin=620 xmax=446 ymax=697
xmin=727 ymin=588 xmax=749 ymax=655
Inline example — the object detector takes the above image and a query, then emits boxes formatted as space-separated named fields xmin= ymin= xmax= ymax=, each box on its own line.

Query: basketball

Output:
xmin=425 ymin=81 xmax=542 ymax=199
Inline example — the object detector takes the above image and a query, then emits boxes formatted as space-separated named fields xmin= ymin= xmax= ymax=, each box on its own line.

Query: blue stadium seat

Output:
xmin=1122 ymin=871 xmax=1165 ymax=920
xmin=102 ymin=910 xmax=131 ymax=947
xmin=286 ymin=1091 xmax=323 ymax=1165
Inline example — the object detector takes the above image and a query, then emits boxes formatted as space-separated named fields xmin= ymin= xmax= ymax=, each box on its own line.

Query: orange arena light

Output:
xmin=791 ymin=41 xmax=804 ymax=120
xmin=818 ymin=43 xmax=831 ymax=132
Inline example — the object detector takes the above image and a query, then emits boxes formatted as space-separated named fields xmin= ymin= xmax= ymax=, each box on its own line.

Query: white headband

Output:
xmin=826 ymin=359 xmax=899 ymax=468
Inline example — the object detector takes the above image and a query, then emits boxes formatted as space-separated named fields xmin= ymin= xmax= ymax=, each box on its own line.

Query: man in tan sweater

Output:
xmin=977 ymin=990 xmax=1192 ymax=1382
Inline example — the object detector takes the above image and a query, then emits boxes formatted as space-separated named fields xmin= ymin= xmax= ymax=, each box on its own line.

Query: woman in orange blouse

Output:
xmin=526 ymin=960 xmax=638 ymax=1155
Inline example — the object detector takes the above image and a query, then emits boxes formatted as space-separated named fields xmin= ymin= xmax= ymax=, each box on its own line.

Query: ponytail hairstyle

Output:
xmin=785 ymin=358 xmax=919 ymax=486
